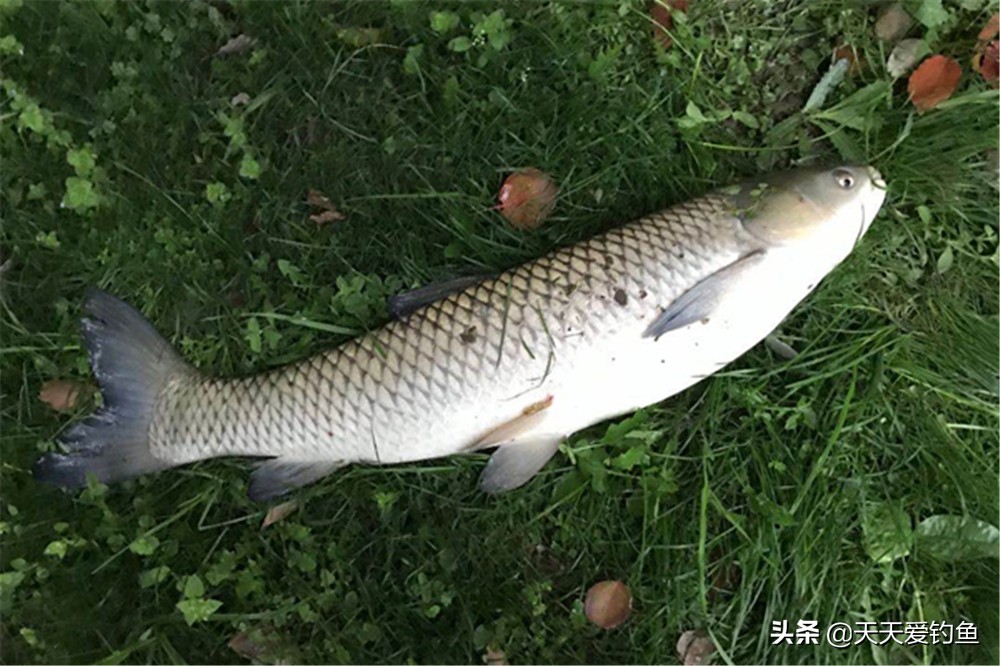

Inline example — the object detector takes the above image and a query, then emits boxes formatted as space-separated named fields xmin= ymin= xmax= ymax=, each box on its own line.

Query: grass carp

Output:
xmin=35 ymin=165 xmax=887 ymax=500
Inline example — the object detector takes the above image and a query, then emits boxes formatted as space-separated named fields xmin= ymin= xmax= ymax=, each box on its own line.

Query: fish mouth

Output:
xmin=855 ymin=167 xmax=888 ymax=242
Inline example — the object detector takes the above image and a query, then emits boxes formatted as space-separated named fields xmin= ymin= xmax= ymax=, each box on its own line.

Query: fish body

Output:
xmin=36 ymin=166 xmax=887 ymax=499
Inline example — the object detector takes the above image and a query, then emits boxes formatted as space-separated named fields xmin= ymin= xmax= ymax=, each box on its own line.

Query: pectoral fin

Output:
xmin=479 ymin=435 xmax=563 ymax=494
xmin=388 ymin=274 xmax=493 ymax=319
xmin=643 ymin=250 xmax=766 ymax=340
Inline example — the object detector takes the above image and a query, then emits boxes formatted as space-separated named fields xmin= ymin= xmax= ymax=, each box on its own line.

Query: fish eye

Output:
xmin=833 ymin=169 xmax=855 ymax=190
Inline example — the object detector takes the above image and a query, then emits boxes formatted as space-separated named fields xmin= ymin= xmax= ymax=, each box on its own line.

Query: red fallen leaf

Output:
xmin=908 ymin=55 xmax=962 ymax=112
xmin=39 ymin=379 xmax=92 ymax=413
xmin=584 ymin=580 xmax=632 ymax=629
xmin=979 ymin=14 xmax=999 ymax=43
xmin=650 ymin=0 xmax=689 ymax=50
xmin=496 ymin=168 xmax=558 ymax=230
xmin=978 ymin=41 xmax=999 ymax=87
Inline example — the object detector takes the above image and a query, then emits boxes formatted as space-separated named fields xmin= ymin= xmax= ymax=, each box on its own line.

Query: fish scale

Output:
xmin=147 ymin=193 xmax=748 ymax=466
xmin=35 ymin=165 xmax=886 ymax=500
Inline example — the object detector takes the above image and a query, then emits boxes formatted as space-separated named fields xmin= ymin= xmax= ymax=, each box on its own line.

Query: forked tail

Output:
xmin=34 ymin=288 xmax=195 ymax=488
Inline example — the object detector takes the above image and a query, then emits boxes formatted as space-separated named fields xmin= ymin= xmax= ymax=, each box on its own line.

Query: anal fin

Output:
xmin=473 ymin=394 xmax=561 ymax=493
xmin=248 ymin=459 xmax=343 ymax=502
xmin=480 ymin=435 xmax=563 ymax=494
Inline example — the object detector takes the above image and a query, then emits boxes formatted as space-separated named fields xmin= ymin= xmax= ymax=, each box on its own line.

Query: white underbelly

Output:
xmin=379 ymin=245 xmax=832 ymax=463
xmin=498 ymin=245 xmax=829 ymax=441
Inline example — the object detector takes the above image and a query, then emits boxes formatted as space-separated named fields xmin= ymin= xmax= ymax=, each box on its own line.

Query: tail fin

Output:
xmin=35 ymin=288 xmax=194 ymax=489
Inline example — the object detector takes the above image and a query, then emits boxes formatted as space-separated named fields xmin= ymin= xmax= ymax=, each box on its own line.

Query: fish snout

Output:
xmin=867 ymin=166 xmax=886 ymax=190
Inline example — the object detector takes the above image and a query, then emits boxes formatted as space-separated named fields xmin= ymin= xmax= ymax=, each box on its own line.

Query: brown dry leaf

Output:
xmin=307 ymin=189 xmax=335 ymax=210
xmin=874 ymin=4 xmax=913 ymax=42
xmin=483 ymin=646 xmax=508 ymax=665
xmin=261 ymin=499 xmax=298 ymax=530
xmin=306 ymin=189 xmax=346 ymax=225
xmin=228 ymin=632 xmax=267 ymax=661
xmin=215 ymin=33 xmax=258 ymax=57
xmin=228 ymin=625 xmax=289 ymax=664
xmin=650 ymin=0 xmax=690 ymax=49
xmin=979 ymin=14 xmax=1000 ymax=43
xmin=309 ymin=210 xmax=345 ymax=225
xmin=676 ymin=630 xmax=716 ymax=666
xmin=833 ymin=43 xmax=863 ymax=76
xmin=978 ymin=41 xmax=1000 ymax=87
xmin=584 ymin=580 xmax=632 ymax=629
xmin=497 ymin=168 xmax=558 ymax=230
xmin=39 ymin=379 xmax=91 ymax=413
xmin=908 ymin=55 xmax=962 ymax=112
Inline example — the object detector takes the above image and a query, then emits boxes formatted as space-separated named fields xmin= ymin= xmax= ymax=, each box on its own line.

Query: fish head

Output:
xmin=733 ymin=165 xmax=887 ymax=253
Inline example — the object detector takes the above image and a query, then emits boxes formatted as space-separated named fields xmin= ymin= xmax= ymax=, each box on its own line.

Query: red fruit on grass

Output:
xmin=497 ymin=168 xmax=558 ymax=230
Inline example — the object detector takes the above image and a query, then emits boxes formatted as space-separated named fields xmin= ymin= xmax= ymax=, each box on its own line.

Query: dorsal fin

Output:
xmin=387 ymin=274 xmax=493 ymax=319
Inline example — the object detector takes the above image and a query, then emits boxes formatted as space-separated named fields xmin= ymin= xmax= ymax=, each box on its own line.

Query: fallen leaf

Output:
xmin=228 ymin=625 xmax=287 ymax=663
xmin=307 ymin=189 xmax=335 ymax=210
xmin=309 ymin=210 xmax=345 ymax=225
xmin=230 ymin=92 xmax=251 ymax=107
xmin=676 ymin=630 xmax=716 ymax=666
xmin=976 ymin=41 xmax=999 ymax=87
xmin=306 ymin=189 xmax=346 ymax=225
xmin=496 ymin=168 xmax=558 ymax=230
xmin=875 ymin=4 xmax=913 ymax=42
xmin=39 ymin=379 xmax=91 ymax=413
xmin=261 ymin=499 xmax=298 ymax=530
xmin=979 ymin=13 xmax=1000 ymax=43
xmin=584 ymin=580 xmax=631 ymax=629
xmin=650 ymin=1 xmax=689 ymax=49
xmin=887 ymin=38 xmax=929 ymax=78
xmin=908 ymin=54 xmax=962 ymax=112
xmin=833 ymin=42 xmax=863 ymax=76
xmin=765 ymin=334 xmax=799 ymax=360
xmin=215 ymin=34 xmax=258 ymax=57
xmin=228 ymin=632 xmax=267 ymax=661
xmin=483 ymin=646 xmax=508 ymax=665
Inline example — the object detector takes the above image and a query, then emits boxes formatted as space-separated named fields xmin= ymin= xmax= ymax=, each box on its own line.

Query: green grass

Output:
xmin=2 ymin=0 xmax=998 ymax=663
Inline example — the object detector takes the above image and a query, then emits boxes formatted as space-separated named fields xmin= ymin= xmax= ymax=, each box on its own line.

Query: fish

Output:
xmin=34 ymin=165 xmax=887 ymax=501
